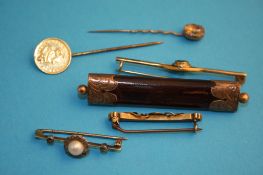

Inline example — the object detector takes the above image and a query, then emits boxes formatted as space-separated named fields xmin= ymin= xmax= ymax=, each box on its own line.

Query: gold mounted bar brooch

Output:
xmin=108 ymin=112 xmax=202 ymax=133
xmin=35 ymin=129 xmax=127 ymax=158
xmin=116 ymin=57 xmax=247 ymax=85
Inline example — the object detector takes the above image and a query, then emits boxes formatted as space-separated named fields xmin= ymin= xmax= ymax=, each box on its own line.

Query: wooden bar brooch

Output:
xmin=78 ymin=57 xmax=249 ymax=112
xmin=108 ymin=112 xmax=202 ymax=133
xmin=35 ymin=129 xmax=127 ymax=158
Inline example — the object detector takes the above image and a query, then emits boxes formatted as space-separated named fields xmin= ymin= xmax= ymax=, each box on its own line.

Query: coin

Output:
xmin=34 ymin=38 xmax=72 ymax=74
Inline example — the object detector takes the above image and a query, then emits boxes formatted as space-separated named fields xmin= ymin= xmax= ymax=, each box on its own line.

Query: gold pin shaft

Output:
xmin=35 ymin=129 xmax=127 ymax=141
xmin=72 ymin=41 xmax=163 ymax=57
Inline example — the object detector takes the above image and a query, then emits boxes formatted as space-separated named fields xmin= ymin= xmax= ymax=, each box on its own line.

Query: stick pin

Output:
xmin=34 ymin=37 xmax=163 ymax=74
xmin=89 ymin=23 xmax=205 ymax=41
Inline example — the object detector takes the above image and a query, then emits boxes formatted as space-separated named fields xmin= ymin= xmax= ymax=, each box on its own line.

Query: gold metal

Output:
xmin=35 ymin=129 xmax=127 ymax=158
xmin=86 ymin=74 xmax=118 ymax=104
xmin=109 ymin=112 xmax=202 ymax=133
xmin=116 ymin=57 xmax=247 ymax=85
xmin=209 ymin=81 xmax=241 ymax=111
xmin=34 ymin=37 xmax=163 ymax=74
xmin=89 ymin=23 xmax=205 ymax=41
xmin=34 ymin=38 xmax=71 ymax=74
xmin=239 ymin=92 xmax=249 ymax=103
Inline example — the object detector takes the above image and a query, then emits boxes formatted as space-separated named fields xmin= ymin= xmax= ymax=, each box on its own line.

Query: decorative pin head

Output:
xmin=34 ymin=38 xmax=72 ymax=74
xmin=183 ymin=24 xmax=205 ymax=41
xmin=172 ymin=60 xmax=192 ymax=68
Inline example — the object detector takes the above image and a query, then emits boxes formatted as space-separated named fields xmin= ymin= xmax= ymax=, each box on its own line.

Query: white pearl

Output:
xmin=67 ymin=140 xmax=85 ymax=156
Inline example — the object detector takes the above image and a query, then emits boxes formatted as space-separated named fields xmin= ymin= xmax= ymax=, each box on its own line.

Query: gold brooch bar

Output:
xmin=108 ymin=112 xmax=202 ymax=133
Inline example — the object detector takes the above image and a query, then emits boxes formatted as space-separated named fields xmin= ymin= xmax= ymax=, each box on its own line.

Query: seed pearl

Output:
xmin=67 ymin=140 xmax=85 ymax=156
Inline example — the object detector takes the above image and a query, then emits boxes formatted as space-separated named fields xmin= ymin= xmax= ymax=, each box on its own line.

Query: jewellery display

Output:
xmin=33 ymin=22 xmax=250 ymax=159
xmin=109 ymin=112 xmax=202 ymax=133
xmin=90 ymin=23 xmax=205 ymax=41
xmin=35 ymin=129 xmax=127 ymax=158
xmin=34 ymin=37 xmax=162 ymax=74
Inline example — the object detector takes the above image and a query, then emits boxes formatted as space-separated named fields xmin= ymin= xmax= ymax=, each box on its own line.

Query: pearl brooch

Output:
xmin=35 ymin=129 xmax=127 ymax=158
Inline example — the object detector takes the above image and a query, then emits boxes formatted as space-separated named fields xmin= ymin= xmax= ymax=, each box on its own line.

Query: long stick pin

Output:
xmin=89 ymin=23 xmax=205 ymax=41
xmin=34 ymin=38 xmax=163 ymax=74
